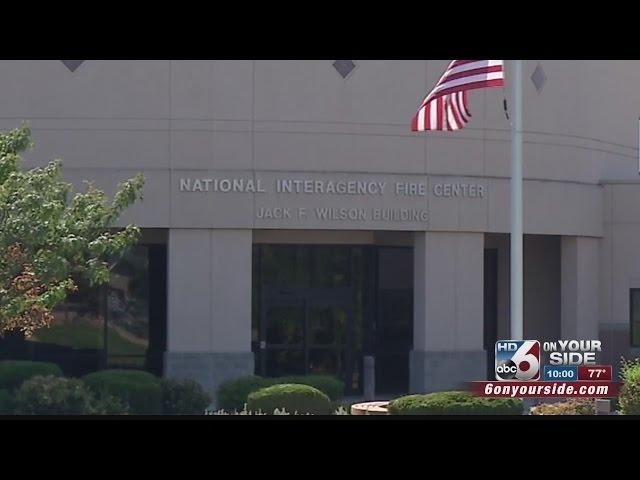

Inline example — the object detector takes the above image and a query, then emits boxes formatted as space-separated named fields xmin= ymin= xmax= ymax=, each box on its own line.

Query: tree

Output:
xmin=0 ymin=125 xmax=144 ymax=336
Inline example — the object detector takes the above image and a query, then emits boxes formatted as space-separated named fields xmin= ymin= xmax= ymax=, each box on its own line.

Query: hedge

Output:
xmin=247 ymin=384 xmax=332 ymax=415
xmin=13 ymin=375 xmax=129 ymax=415
xmin=161 ymin=378 xmax=212 ymax=415
xmin=277 ymin=375 xmax=344 ymax=401
xmin=0 ymin=360 xmax=63 ymax=392
xmin=83 ymin=369 xmax=162 ymax=414
xmin=14 ymin=375 xmax=97 ymax=415
xmin=387 ymin=391 xmax=524 ymax=415
xmin=217 ymin=374 xmax=344 ymax=411
xmin=217 ymin=375 xmax=272 ymax=412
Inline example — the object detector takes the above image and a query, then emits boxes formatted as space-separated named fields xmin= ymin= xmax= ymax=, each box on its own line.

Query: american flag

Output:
xmin=411 ymin=60 xmax=505 ymax=131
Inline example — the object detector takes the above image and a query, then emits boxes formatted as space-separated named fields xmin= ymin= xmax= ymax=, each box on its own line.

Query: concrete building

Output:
xmin=0 ymin=60 xmax=639 ymax=397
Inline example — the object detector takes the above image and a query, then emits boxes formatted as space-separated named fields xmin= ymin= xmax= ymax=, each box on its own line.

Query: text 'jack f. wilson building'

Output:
xmin=1 ymin=60 xmax=639 ymax=398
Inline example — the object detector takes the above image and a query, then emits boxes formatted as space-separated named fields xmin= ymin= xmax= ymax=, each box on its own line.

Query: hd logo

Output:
xmin=495 ymin=340 xmax=541 ymax=381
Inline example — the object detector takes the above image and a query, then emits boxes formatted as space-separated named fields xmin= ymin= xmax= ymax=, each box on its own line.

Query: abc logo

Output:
xmin=495 ymin=340 xmax=540 ymax=381
xmin=495 ymin=360 xmax=518 ymax=377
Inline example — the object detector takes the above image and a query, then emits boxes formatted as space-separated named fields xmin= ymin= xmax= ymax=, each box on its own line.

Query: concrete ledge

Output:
xmin=351 ymin=401 xmax=389 ymax=415
xmin=164 ymin=351 xmax=254 ymax=401
xmin=410 ymin=350 xmax=486 ymax=393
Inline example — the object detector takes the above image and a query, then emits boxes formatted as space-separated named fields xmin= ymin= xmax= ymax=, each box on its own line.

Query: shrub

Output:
xmin=387 ymin=391 xmax=524 ymax=415
xmin=14 ymin=375 xmax=96 ymax=414
xmin=247 ymin=384 xmax=332 ymax=415
xmin=217 ymin=376 xmax=273 ymax=412
xmin=0 ymin=389 xmax=15 ymax=414
xmin=92 ymin=393 xmax=131 ymax=415
xmin=277 ymin=375 xmax=344 ymax=401
xmin=14 ymin=375 xmax=129 ymax=415
xmin=216 ymin=374 xmax=344 ymax=411
xmin=83 ymin=369 xmax=161 ymax=415
xmin=530 ymin=399 xmax=595 ymax=415
xmin=0 ymin=360 xmax=63 ymax=392
xmin=619 ymin=357 xmax=640 ymax=415
xmin=161 ymin=378 xmax=212 ymax=415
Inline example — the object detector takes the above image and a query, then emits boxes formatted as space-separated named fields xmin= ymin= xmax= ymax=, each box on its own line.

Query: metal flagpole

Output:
xmin=510 ymin=60 xmax=524 ymax=340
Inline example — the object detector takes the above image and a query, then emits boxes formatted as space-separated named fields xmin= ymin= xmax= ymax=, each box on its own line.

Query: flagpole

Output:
xmin=510 ymin=60 xmax=524 ymax=340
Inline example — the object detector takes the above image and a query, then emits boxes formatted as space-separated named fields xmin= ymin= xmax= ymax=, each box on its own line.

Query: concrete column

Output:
xmin=165 ymin=229 xmax=254 ymax=397
xmin=561 ymin=236 xmax=599 ymax=340
xmin=410 ymin=231 xmax=485 ymax=392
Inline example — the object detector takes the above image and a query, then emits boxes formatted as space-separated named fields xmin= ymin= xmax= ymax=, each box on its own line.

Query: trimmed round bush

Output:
xmin=0 ymin=389 xmax=15 ymax=414
xmin=247 ymin=383 xmax=332 ymax=415
xmin=161 ymin=378 xmax=212 ymax=415
xmin=217 ymin=374 xmax=344 ymax=411
xmin=0 ymin=360 xmax=63 ymax=392
xmin=619 ymin=358 xmax=640 ymax=415
xmin=387 ymin=391 xmax=524 ymax=415
xmin=217 ymin=375 xmax=273 ymax=412
xmin=83 ymin=369 xmax=161 ymax=415
xmin=14 ymin=375 xmax=96 ymax=415
xmin=277 ymin=375 xmax=344 ymax=401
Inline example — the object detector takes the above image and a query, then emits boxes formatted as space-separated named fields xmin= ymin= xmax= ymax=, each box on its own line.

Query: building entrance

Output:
xmin=252 ymin=244 xmax=412 ymax=396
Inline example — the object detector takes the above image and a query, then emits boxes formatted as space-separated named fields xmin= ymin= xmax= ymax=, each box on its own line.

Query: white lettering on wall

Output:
xmin=179 ymin=178 xmax=266 ymax=193
xmin=254 ymin=208 xmax=429 ymax=223
xmin=179 ymin=177 xmax=485 ymax=199
xmin=395 ymin=182 xmax=427 ymax=196
xmin=275 ymin=179 xmax=386 ymax=195
xmin=432 ymin=183 xmax=485 ymax=198
xmin=178 ymin=176 xmax=484 ymax=225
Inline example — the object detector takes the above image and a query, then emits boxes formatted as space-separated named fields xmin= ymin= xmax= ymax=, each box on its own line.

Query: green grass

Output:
xmin=30 ymin=324 xmax=146 ymax=356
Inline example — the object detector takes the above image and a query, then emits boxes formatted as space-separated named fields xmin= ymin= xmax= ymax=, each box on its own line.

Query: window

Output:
xmin=0 ymin=245 xmax=167 ymax=376
xmin=105 ymin=246 xmax=150 ymax=369
xmin=631 ymin=289 xmax=640 ymax=347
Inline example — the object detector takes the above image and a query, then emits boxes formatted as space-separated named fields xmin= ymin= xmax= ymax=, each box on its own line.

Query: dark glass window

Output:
xmin=0 ymin=245 xmax=166 ymax=377
xmin=26 ymin=280 xmax=104 ymax=375
xmin=374 ymin=248 xmax=413 ymax=394
xmin=631 ymin=289 xmax=640 ymax=347
xmin=106 ymin=246 xmax=150 ymax=369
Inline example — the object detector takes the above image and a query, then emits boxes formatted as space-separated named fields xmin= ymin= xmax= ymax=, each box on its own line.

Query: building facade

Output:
xmin=1 ymin=60 xmax=639 ymax=397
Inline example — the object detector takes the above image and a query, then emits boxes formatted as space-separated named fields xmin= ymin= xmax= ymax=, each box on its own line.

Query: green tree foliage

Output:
xmin=619 ymin=357 xmax=640 ymax=415
xmin=0 ymin=125 xmax=144 ymax=336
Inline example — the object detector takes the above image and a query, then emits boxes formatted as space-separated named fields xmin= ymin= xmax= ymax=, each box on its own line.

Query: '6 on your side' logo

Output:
xmin=495 ymin=340 xmax=540 ymax=381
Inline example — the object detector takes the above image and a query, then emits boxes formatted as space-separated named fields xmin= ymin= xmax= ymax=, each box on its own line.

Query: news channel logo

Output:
xmin=495 ymin=340 xmax=541 ymax=381
xmin=495 ymin=339 xmax=604 ymax=381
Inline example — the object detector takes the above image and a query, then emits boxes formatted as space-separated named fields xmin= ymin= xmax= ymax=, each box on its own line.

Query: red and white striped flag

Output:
xmin=411 ymin=60 xmax=505 ymax=131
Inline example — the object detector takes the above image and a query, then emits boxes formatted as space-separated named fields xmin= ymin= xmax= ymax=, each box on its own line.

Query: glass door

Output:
xmin=261 ymin=288 xmax=306 ymax=376
xmin=306 ymin=288 xmax=353 ymax=385
xmin=259 ymin=286 xmax=355 ymax=389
